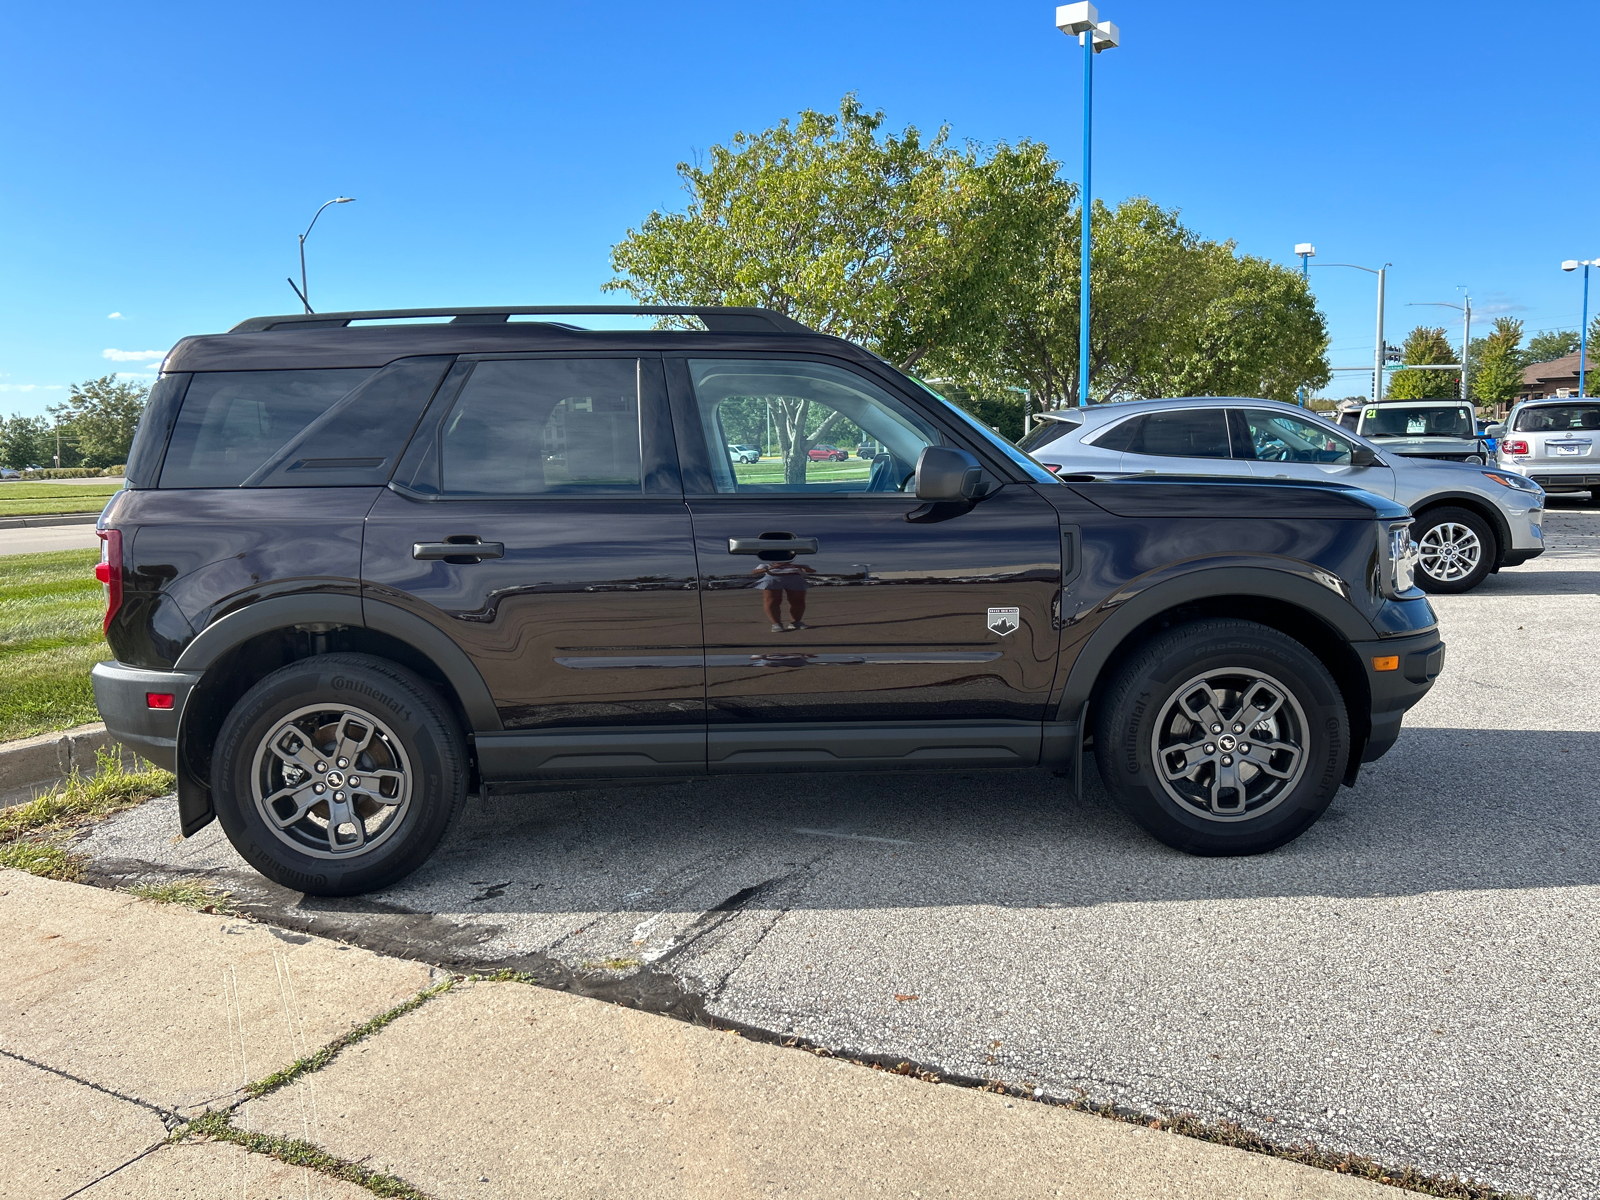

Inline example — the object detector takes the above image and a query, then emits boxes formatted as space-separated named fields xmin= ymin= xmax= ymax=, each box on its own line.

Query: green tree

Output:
xmin=1387 ymin=325 xmax=1459 ymax=399
xmin=1473 ymin=317 xmax=1525 ymax=408
xmin=0 ymin=414 xmax=53 ymax=470
xmin=48 ymin=375 xmax=148 ymax=468
xmin=1526 ymin=329 xmax=1579 ymax=363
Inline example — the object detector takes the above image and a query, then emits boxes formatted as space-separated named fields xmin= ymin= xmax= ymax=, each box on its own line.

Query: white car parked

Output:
xmin=1018 ymin=397 xmax=1546 ymax=594
xmin=1488 ymin=399 xmax=1600 ymax=496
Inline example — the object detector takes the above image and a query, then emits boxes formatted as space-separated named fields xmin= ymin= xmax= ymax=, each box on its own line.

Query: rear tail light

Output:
xmin=1503 ymin=439 xmax=1529 ymax=455
xmin=145 ymin=692 xmax=175 ymax=709
xmin=96 ymin=528 xmax=123 ymax=633
xmin=1041 ymin=463 xmax=1063 ymax=474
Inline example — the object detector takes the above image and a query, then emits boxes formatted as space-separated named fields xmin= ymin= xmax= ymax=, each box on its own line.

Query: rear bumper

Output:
xmin=1350 ymin=631 xmax=1445 ymax=767
xmin=90 ymin=661 xmax=202 ymax=772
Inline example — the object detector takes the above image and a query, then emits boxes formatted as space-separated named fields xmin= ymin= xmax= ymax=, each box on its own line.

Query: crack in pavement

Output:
xmin=0 ymin=1046 xmax=185 ymax=1129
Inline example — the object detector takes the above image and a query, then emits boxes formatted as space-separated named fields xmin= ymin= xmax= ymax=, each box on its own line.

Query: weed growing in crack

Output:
xmin=581 ymin=957 xmax=643 ymax=972
xmin=0 ymin=750 xmax=173 ymax=845
xmin=124 ymin=876 xmax=233 ymax=913
xmin=248 ymin=978 xmax=455 ymax=1099
xmin=175 ymin=1109 xmax=432 ymax=1199
xmin=0 ymin=841 xmax=78 ymax=880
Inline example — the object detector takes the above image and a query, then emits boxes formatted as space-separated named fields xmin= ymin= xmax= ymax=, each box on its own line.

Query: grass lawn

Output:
xmin=732 ymin=457 xmax=877 ymax=486
xmin=0 ymin=482 xmax=123 ymax=518
xmin=0 ymin=548 xmax=108 ymax=741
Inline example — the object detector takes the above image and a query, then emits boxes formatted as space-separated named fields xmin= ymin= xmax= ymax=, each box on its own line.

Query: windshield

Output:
xmin=1514 ymin=404 xmax=1600 ymax=433
xmin=906 ymin=377 xmax=1060 ymax=485
xmin=1360 ymin=404 xmax=1475 ymax=439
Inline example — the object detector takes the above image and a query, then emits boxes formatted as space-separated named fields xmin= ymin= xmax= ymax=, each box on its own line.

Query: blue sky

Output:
xmin=2 ymin=0 xmax=1596 ymax=417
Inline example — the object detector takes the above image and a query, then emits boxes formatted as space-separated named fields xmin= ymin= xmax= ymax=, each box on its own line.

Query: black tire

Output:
xmin=1093 ymin=619 xmax=1349 ymax=856
xmin=212 ymin=653 xmax=467 ymax=897
xmin=1413 ymin=505 xmax=1495 ymax=594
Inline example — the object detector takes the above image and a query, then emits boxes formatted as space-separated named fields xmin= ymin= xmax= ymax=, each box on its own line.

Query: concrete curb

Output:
xmin=0 ymin=513 xmax=102 ymax=529
xmin=0 ymin=723 xmax=134 ymax=808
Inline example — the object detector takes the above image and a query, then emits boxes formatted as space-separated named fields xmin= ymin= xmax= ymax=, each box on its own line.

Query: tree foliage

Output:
xmin=1387 ymin=325 xmax=1458 ymax=399
xmin=609 ymin=96 xmax=1331 ymax=428
xmin=0 ymin=414 xmax=53 ymax=470
xmin=1526 ymin=329 xmax=1580 ymax=363
xmin=1472 ymin=317 xmax=1526 ymax=406
xmin=48 ymin=375 xmax=148 ymax=468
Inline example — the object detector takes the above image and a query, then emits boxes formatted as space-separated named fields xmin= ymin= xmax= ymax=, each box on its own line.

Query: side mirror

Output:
xmin=1485 ymin=423 xmax=1506 ymax=438
xmin=1350 ymin=446 xmax=1383 ymax=468
xmin=914 ymin=446 xmax=983 ymax=501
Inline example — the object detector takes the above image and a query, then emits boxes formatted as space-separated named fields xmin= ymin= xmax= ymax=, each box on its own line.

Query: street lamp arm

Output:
xmin=302 ymin=196 xmax=353 ymax=241
xmin=1314 ymin=262 xmax=1389 ymax=275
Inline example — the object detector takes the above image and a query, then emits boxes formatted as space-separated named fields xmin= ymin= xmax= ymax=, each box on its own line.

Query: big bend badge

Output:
xmin=986 ymin=607 xmax=1020 ymax=637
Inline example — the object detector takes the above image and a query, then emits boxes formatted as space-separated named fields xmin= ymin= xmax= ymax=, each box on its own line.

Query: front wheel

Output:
xmin=1094 ymin=619 xmax=1349 ymax=856
xmin=211 ymin=654 xmax=467 ymax=896
xmin=1413 ymin=506 xmax=1495 ymax=593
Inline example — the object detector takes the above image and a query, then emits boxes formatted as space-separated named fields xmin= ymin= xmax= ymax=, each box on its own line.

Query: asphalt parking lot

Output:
xmin=77 ymin=496 xmax=1600 ymax=1200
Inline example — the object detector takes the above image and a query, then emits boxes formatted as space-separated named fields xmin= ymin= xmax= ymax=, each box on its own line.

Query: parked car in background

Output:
xmin=1020 ymin=397 xmax=1544 ymax=594
xmin=807 ymin=444 xmax=848 ymax=461
xmin=1489 ymin=400 xmax=1600 ymax=495
xmin=1335 ymin=400 xmax=1489 ymax=465
xmin=727 ymin=444 xmax=761 ymax=463
xmin=1476 ymin=418 xmax=1498 ymax=454
xmin=857 ymin=441 xmax=883 ymax=459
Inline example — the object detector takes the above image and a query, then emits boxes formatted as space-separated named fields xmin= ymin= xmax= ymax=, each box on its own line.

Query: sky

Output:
xmin=3 ymin=0 xmax=1597 ymax=417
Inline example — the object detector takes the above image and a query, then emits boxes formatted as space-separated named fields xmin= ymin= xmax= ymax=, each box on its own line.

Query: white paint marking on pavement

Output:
xmin=792 ymin=827 xmax=913 ymax=845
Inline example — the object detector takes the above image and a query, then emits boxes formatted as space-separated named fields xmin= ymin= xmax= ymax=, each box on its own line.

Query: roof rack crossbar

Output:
xmin=228 ymin=305 xmax=812 ymax=335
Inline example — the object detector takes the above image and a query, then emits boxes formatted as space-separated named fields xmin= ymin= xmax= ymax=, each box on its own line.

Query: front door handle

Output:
xmin=728 ymin=536 xmax=820 ymax=555
xmin=413 ymin=539 xmax=505 ymax=562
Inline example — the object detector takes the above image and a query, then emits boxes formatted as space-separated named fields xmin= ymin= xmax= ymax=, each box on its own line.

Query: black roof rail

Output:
xmin=227 ymin=305 xmax=814 ymax=335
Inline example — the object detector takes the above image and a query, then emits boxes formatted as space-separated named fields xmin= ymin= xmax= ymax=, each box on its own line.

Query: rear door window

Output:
xmin=1112 ymin=410 xmax=1232 ymax=458
xmin=1515 ymin=404 xmax=1600 ymax=432
xmin=437 ymin=358 xmax=643 ymax=496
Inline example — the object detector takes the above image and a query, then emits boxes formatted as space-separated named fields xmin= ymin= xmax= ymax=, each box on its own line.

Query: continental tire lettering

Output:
xmin=329 ymin=676 xmax=412 ymax=723
xmin=1124 ymin=691 xmax=1149 ymax=775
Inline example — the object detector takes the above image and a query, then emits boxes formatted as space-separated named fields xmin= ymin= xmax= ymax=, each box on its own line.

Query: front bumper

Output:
xmin=91 ymin=661 xmax=202 ymax=772
xmin=1350 ymin=630 xmax=1445 ymax=768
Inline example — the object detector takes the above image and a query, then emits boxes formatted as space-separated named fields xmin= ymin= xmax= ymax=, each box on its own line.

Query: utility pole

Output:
xmin=1374 ymin=265 xmax=1387 ymax=401
xmin=1294 ymin=244 xmax=1315 ymax=405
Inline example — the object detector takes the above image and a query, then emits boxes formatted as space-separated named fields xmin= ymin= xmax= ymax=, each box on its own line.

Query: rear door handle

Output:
xmin=728 ymin=536 xmax=819 ymax=554
xmin=413 ymin=539 xmax=505 ymax=562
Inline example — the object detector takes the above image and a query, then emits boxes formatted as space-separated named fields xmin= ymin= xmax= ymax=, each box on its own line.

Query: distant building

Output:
xmin=1518 ymin=352 xmax=1595 ymax=403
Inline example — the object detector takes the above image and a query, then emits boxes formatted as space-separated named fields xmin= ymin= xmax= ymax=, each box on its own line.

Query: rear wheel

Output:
xmin=1093 ymin=619 xmax=1348 ymax=856
xmin=1414 ymin=505 xmax=1495 ymax=594
xmin=212 ymin=654 xmax=467 ymax=897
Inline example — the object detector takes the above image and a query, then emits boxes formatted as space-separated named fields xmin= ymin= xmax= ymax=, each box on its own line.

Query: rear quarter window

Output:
xmin=158 ymin=359 xmax=451 ymax=488
xmin=1514 ymin=404 xmax=1600 ymax=432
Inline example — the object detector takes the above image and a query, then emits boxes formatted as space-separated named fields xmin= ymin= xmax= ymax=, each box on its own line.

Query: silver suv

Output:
xmin=1018 ymin=397 xmax=1545 ymax=594
xmin=1488 ymin=399 xmax=1600 ymax=495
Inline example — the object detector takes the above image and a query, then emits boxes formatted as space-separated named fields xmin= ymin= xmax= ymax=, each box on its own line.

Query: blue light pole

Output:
xmin=1056 ymin=4 xmax=1120 ymax=408
xmin=1295 ymin=243 xmax=1315 ymax=405
xmin=1563 ymin=259 xmax=1598 ymax=398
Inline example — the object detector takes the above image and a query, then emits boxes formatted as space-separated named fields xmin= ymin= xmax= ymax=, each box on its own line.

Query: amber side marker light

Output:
xmin=1372 ymin=656 xmax=1400 ymax=672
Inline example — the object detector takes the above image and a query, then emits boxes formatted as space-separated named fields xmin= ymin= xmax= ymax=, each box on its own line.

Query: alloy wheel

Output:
xmin=1418 ymin=521 xmax=1482 ymax=582
xmin=249 ymin=704 xmax=413 ymax=860
xmin=1150 ymin=669 xmax=1308 ymax=822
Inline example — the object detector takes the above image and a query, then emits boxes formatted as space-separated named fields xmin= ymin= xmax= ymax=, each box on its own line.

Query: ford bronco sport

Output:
xmin=92 ymin=306 xmax=1444 ymax=896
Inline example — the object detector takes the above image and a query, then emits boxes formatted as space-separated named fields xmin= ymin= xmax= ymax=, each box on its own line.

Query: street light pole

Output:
xmin=1056 ymin=4 xmax=1120 ymax=409
xmin=1315 ymin=261 xmax=1391 ymax=402
xmin=292 ymin=196 xmax=354 ymax=314
xmin=1563 ymin=259 xmax=1598 ymax=398
xmin=1405 ymin=294 xmax=1472 ymax=400
xmin=1294 ymin=244 xmax=1315 ymax=406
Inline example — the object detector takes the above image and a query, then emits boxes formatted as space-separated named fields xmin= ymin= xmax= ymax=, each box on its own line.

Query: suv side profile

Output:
xmin=94 ymin=306 xmax=1443 ymax=897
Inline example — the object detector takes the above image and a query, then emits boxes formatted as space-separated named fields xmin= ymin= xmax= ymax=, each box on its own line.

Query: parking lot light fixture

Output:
xmin=1056 ymin=3 xmax=1120 ymax=408
xmin=1563 ymin=258 xmax=1598 ymax=398
xmin=1295 ymin=245 xmax=1315 ymax=404
xmin=294 ymin=196 xmax=355 ymax=314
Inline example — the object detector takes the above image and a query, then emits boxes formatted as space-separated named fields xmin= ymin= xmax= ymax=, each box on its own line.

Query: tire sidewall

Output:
xmin=1096 ymin=622 xmax=1347 ymax=855
xmin=1415 ymin=506 xmax=1494 ymax=594
xmin=212 ymin=655 xmax=463 ymax=896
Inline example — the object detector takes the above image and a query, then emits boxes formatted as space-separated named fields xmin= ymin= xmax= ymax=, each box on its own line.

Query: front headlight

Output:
xmin=1381 ymin=519 xmax=1418 ymax=598
xmin=1481 ymin=469 xmax=1543 ymax=495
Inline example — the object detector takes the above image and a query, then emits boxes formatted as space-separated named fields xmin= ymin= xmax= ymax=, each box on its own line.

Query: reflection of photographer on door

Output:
xmin=753 ymin=550 xmax=815 ymax=632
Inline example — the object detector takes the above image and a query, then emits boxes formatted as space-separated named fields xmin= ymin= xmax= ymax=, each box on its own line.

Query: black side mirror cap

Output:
xmin=914 ymin=446 xmax=983 ymax=501
xmin=1350 ymin=446 xmax=1383 ymax=467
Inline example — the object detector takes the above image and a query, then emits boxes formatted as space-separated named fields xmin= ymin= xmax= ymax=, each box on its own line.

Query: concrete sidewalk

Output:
xmin=0 ymin=869 xmax=1394 ymax=1200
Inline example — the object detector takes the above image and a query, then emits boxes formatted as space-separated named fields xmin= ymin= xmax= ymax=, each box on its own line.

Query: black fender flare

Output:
xmin=1053 ymin=562 xmax=1376 ymax=728
xmin=173 ymin=592 xmax=501 ymax=731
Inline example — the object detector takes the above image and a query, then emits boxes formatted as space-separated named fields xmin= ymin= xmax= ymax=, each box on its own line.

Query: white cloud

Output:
xmin=0 ymin=383 xmax=65 ymax=393
xmin=107 ymin=311 xmax=124 ymax=320
xmin=101 ymin=348 xmax=163 ymax=362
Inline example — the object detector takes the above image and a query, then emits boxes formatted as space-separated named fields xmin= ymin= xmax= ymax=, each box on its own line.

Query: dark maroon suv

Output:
xmin=93 ymin=305 xmax=1444 ymax=896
